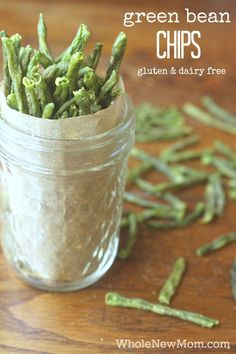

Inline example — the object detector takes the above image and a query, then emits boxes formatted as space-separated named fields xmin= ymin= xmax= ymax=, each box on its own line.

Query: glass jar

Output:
xmin=0 ymin=94 xmax=135 ymax=291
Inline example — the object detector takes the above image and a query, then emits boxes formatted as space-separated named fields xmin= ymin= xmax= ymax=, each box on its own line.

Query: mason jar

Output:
xmin=0 ymin=92 xmax=135 ymax=291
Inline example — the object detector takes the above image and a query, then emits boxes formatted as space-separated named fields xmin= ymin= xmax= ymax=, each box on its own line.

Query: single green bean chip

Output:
xmin=56 ymin=24 xmax=90 ymax=62
xmin=202 ymin=96 xmax=236 ymax=126
xmin=202 ymin=154 xmax=236 ymax=179
xmin=106 ymin=31 xmax=127 ymax=80
xmin=118 ymin=213 xmax=137 ymax=260
xmin=78 ymin=65 xmax=93 ymax=79
xmin=66 ymin=51 xmax=85 ymax=91
xmin=32 ymin=72 xmax=54 ymax=111
xmin=124 ymin=191 xmax=165 ymax=209
xmin=36 ymin=51 xmax=53 ymax=68
xmin=136 ymin=126 xmax=192 ymax=142
xmin=99 ymin=69 xmax=119 ymax=104
xmin=84 ymin=70 xmax=100 ymax=93
xmin=201 ymin=183 xmax=216 ymax=224
xmin=121 ymin=204 xmax=185 ymax=228
xmin=6 ymin=93 xmax=18 ymax=110
xmin=54 ymin=96 xmax=76 ymax=119
xmin=88 ymin=90 xmax=101 ymax=114
xmin=196 ymin=232 xmax=236 ymax=256
xmin=42 ymin=102 xmax=55 ymax=119
xmin=87 ymin=42 xmax=103 ymax=70
xmin=10 ymin=33 xmax=22 ymax=53
xmin=19 ymin=45 xmax=33 ymax=75
xmin=23 ymin=77 xmax=41 ymax=117
xmin=2 ymin=37 xmax=28 ymax=113
xmin=147 ymin=202 xmax=205 ymax=230
xmin=105 ymin=292 xmax=219 ymax=328
xmin=184 ymin=103 xmax=236 ymax=135
xmin=73 ymin=87 xmax=91 ymax=115
xmin=201 ymin=173 xmax=225 ymax=224
xmin=131 ymin=147 xmax=178 ymax=181
xmin=136 ymin=174 xmax=208 ymax=193
xmin=162 ymin=148 xmax=213 ymax=164
xmin=54 ymin=76 xmax=70 ymax=107
xmin=37 ymin=13 xmax=54 ymax=64
xmin=27 ymin=49 xmax=40 ymax=76
xmin=159 ymin=257 xmax=187 ymax=305
xmin=161 ymin=134 xmax=200 ymax=160
xmin=214 ymin=140 xmax=236 ymax=163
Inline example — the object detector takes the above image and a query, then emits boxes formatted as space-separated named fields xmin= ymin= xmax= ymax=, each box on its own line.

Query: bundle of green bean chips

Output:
xmin=0 ymin=14 xmax=127 ymax=134
xmin=0 ymin=14 xmax=130 ymax=285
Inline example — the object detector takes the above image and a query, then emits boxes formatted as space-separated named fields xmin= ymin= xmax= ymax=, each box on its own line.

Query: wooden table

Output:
xmin=0 ymin=0 xmax=236 ymax=353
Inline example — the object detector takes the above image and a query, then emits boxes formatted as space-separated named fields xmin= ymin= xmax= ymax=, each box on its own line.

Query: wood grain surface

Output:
xmin=0 ymin=0 xmax=236 ymax=353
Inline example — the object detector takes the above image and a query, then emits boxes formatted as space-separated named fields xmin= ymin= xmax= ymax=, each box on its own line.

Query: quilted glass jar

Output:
xmin=0 ymin=93 xmax=135 ymax=291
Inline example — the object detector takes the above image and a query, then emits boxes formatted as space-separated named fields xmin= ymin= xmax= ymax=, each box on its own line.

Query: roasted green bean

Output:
xmin=201 ymin=174 xmax=225 ymax=224
xmin=159 ymin=257 xmax=187 ymax=305
xmin=53 ymin=76 xmax=70 ymax=107
xmin=99 ymin=69 xmax=119 ymax=103
xmin=105 ymin=292 xmax=219 ymax=328
xmin=56 ymin=24 xmax=90 ymax=62
xmin=131 ymin=148 xmax=178 ymax=181
xmin=124 ymin=191 xmax=166 ymax=209
xmin=6 ymin=92 xmax=18 ymax=110
xmin=214 ymin=140 xmax=236 ymax=163
xmin=202 ymin=96 xmax=236 ymax=126
xmin=147 ymin=202 xmax=205 ymax=230
xmin=184 ymin=103 xmax=236 ymax=135
xmin=73 ymin=87 xmax=91 ymax=115
xmin=196 ymin=232 xmax=236 ymax=256
xmin=106 ymin=31 xmax=127 ymax=80
xmin=42 ymin=102 xmax=55 ymax=119
xmin=118 ymin=213 xmax=137 ymax=260
xmin=23 ymin=77 xmax=41 ymax=117
xmin=2 ymin=37 xmax=27 ymax=113
xmin=202 ymin=153 xmax=236 ymax=179
xmin=87 ymin=42 xmax=103 ymax=70
xmin=66 ymin=51 xmax=85 ymax=91
xmin=37 ymin=13 xmax=54 ymax=64
xmin=161 ymin=134 xmax=200 ymax=160
xmin=19 ymin=45 xmax=33 ymax=75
